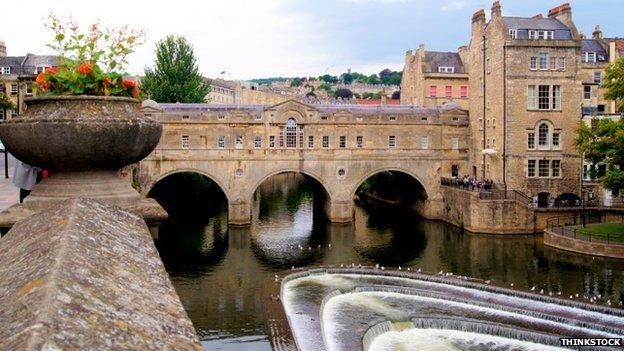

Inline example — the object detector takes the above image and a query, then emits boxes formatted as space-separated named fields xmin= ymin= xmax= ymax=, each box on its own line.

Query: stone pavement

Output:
xmin=0 ymin=153 xmax=19 ymax=211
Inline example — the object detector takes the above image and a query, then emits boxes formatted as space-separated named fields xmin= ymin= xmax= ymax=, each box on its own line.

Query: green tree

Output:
xmin=290 ymin=78 xmax=302 ymax=87
xmin=319 ymin=74 xmax=338 ymax=84
xmin=0 ymin=93 xmax=15 ymax=119
xmin=604 ymin=57 xmax=624 ymax=112
xmin=334 ymin=88 xmax=353 ymax=99
xmin=318 ymin=83 xmax=333 ymax=91
xmin=577 ymin=117 xmax=624 ymax=196
xmin=142 ymin=35 xmax=211 ymax=103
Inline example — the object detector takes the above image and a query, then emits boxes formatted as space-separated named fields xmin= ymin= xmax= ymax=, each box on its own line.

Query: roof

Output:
xmin=210 ymin=79 xmax=237 ymax=90
xmin=0 ymin=54 xmax=56 ymax=75
xmin=423 ymin=51 xmax=465 ymax=74
xmin=581 ymin=39 xmax=608 ymax=60
xmin=503 ymin=16 xmax=572 ymax=40
xmin=604 ymin=38 xmax=624 ymax=55
xmin=155 ymin=102 xmax=441 ymax=116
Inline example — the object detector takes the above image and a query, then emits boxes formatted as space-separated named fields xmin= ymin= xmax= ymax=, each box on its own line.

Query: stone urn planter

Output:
xmin=0 ymin=96 xmax=163 ymax=217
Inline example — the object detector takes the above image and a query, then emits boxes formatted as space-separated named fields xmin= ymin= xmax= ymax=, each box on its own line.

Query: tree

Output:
xmin=604 ymin=57 xmax=624 ymax=112
xmin=0 ymin=93 xmax=15 ymax=119
xmin=319 ymin=74 xmax=338 ymax=84
xmin=334 ymin=88 xmax=353 ymax=99
xmin=379 ymin=68 xmax=393 ymax=79
xmin=577 ymin=117 xmax=624 ymax=196
xmin=318 ymin=83 xmax=333 ymax=91
xmin=142 ymin=35 xmax=211 ymax=103
xmin=290 ymin=78 xmax=302 ymax=87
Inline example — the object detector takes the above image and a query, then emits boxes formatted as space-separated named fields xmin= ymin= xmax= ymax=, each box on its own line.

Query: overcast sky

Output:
xmin=2 ymin=0 xmax=622 ymax=79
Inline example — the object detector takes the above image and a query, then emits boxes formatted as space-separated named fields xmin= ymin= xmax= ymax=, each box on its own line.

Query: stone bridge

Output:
xmin=138 ymin=100 xmax=470 ymax=224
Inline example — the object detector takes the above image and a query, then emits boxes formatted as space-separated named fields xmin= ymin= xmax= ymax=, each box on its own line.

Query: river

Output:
xmin=153 ymin=172 xmax=624 ymax=351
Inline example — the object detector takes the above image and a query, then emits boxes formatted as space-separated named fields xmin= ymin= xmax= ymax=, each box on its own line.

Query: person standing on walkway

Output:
xmin=12 ymin=160 xmax=41 ymax=203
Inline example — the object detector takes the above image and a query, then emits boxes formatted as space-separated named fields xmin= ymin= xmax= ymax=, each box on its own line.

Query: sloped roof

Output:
xmin=0 ymin=54 xmax=56 ymax=75
xmin=503 ymin=16 xmax=572 ymax=39
xmin=581 ymin=39 xmax=608 ymax=61
xmin=423 ymin=51 xmax=465 ymax=74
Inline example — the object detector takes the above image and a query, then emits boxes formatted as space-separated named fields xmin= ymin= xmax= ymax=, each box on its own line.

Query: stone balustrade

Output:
xmin=0 ymin=197 xmax=202 ymax=350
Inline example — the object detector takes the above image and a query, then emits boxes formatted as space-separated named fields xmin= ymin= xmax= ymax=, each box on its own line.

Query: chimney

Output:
xmin=0 ymin=41 xmax=6 ymax=57
xmin=593 ymin=25 xmax=603 ymax=39
xmin=458 ymin=45 xmax=468 ymax=68
xmin=491 ymin=1 xmax=501 ymax=18
xmin=417 ymin=44 xmax=426 ymax=59
xmin=579 ymin=32 xmax=585 ymax=40
xmin=472 ymin=9 xmax=486 ymax=24
xmin=548 ymin=3 xmax=571 ymax=18
xmin=609 ymin=41 xmax=616 ymax=63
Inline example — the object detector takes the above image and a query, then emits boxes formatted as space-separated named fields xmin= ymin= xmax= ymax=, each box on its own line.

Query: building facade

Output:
xmin=401 ymin=44 xmax=470 ymax=110
xmin=0 ymin=41 xmax=56 ymax=120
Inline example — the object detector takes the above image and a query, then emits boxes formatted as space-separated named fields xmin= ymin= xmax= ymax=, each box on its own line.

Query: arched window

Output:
xmin=538 ymin=123 xmax=549 ymax=147
xmin=285 ymin=118 xmax=297 ymax=148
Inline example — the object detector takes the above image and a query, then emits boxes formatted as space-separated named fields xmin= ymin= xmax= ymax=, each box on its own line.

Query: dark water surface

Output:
xmin=154 ymin=173 xmax=624 ymax=351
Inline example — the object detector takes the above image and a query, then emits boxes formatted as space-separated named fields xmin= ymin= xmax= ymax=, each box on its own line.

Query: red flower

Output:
xmin=36 ymin=73 xmax=51 ymax=89
xmin=122 ymin=79 xmax=135 ymax=88
xmin=132 ymin=86 xmax=140 ymax=98
xmin=76 ymin=63 xmax=92 ymax=75
xmin=45 ymin=66 xmax=59 ymax=74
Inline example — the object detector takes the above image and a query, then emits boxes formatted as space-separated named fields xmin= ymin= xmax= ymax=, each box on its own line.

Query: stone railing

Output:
xmin=0 ymin=198 xmax=202 ymax=350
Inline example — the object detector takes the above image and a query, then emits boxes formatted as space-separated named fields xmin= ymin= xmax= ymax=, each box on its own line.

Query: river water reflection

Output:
xmin=154 ymin=173 xmax=624 ymax=350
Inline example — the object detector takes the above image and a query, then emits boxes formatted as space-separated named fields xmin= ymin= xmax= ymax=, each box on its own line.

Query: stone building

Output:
xmin=401 ymin=44 xmax=469 ymax=109
xmin=206 ymin=79 xmax=240 ymax=104
xmin=468 ymin=2 xmax=583 ymax=206
xmin=0 ymin=40 xmax=56 ymax=119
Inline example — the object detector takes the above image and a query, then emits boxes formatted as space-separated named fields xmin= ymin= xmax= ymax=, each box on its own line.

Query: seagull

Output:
xmin=298 ymin=245 xmax=303 ymax=250
xmin=274 ymin=275 xmax=278 ymax=278
xmin=328 ymin=244 xmax=332 ymax=248
xmin=375 ymin=264 xmax=379 ymax=269
xmin=569 ymin=295 xmax=573 ymax=299
xmin=557 ymin=292 xmax=561 ymax=296
xmin=291 ymin=266 xmax=295 ymax=270
xmin=340 ymin=264 xmax=344 ymax=267
xmin=575 ymin=293 xmax=579 ymax=298
xmin=398 ymin=266 xmax=402 ymax=270
xmin=417 ymin=268 xmax=421 ymax=273
xmin=510 ymin=283 xmax=514 ymax=287
xmin=530 ymin=286 xmax=535 ymax=291
xmin=540 ymin=289 xmax=544 ymax=294
xmin=485 ymin=280 xmax=491 ymax=284
xmin=438 ymin=270 xmax=444 ymax=275
xmin=549 ymin=292 xmax=553 ymax=296
xmin=308 ymin=246 xmax=312 ymax=251
xmin=607 ymin=300 xmax=612 ymax=306
xmin=407 ymin=267 xmax=411 ymax=271
xmin=381 ymin=266 xmax=385 ymax=270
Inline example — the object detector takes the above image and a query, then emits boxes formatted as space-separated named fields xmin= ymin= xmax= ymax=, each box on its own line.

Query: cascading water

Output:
xmin=280 ymin=269 xmax=624 ymax=351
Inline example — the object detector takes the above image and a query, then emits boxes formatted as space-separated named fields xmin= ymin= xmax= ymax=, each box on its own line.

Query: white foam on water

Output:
xmin=368 ymin=328 xmax=567 ymax=351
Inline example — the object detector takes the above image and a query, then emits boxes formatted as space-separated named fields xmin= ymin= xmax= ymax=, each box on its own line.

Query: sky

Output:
xmin=1 ymin=0 xmax=622 ymax=79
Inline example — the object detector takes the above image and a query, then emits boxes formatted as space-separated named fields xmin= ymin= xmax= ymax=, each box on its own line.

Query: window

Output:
xmin=549 ymin=57 xmax=557 ymax=70
xmin=445 ymin=86 xmax=452 ymax=98
xmin=254 ymin=136 xmax=262 ymax=148
xmin=308 ymin=135 xmax=314 ymax=148
xmin=420 ymin=136 xmax=428 ymax=149
xmin=388 ymin=135 xmax=396 ymax=148
xmin=552 ymin=132 xmax=560 ymax=149
xmin=322 ymin=136 xmax=329 ymax=148
xmin=218 ymin=114 xmax=225 ymax=120
xmin=530 ymin=30 xmax=553 ymax=40
xmin=218 ymin=135 xmax=225 ymax=148
xmin=538 ymin=85 xmax=550 ymax=109
xmin=539 ymin=53 xmax=548 ymax=70
xmin=451 ymin=165 xmax=459 ymax=177
xmin=528 ymin=160 xmax=536 ymax=177
xmin=583 ymin=52 xmax=597 ymax=63
xmin=486 ymin=58 xmax=491 ymax=74
xmin=584 ymin=85 xmax=592 ymax=99
xmin=182 ymin=115 xmax=189 ymax=119
xmin=452 ymin=137 xmax=459 ymax=150
xmin=181 ymin=135 xmax=190 ymax=149
xmin=558 ymin=57 xmax=566 ymax=70
xmin=34 ymin=66 xmax=47 ymax=74
xmin=235 ymin=135 xmax=243 ymax=149
xmin=356 ymin=135 xmax=363 ymax=148
xmin=0 ymin=109 xmax=3 ymax=120
xmin=0 ymin=67 xmax=10 ymax=74
xmin=538 ymin=123 xmax=549 ymax=148
xmin=0 ymin=84 xmax=4 ymax=93
xmin=26 ymin=84 xmax=33 ymax=96
xmin=11 ymin=110 xmax=17 ymax=118
xmin=552 ymin=85 xmax=561 ymax=110
xmin=527 ymin=132 xmax=535 ymax=149
xmin=594 ymin=71 xmax=602 ymax=84
xmin=429 ymin=85 xmax=437 ymax=98
xmin=460 ymin=86 xmax=468 ymax=98
xmin=269 ymin=135 xmax=275 ymax=148
xmin=527 ymin=85 xmax=536 ymax=110
xmin=551 ymin=160 xmax=561 ymax=177
xmin=539 ymin=160 xmax=549 ymax=177
xmin=339 ymin=135 xmax=346 ymax=148
xmin=10 ymin=84 xmax=18 ymax=95
xmin=389 ymin=115 xmax=396 ymax=121
xmin=508 ymin=29 xmax=517 ymax=39
xmin=530 ymin=57 xmax=537 ymax=70
xmin=438 ymin=66 xmax=454 ymax=73
xmin=285 ymin=118 xmax=297 ymax=148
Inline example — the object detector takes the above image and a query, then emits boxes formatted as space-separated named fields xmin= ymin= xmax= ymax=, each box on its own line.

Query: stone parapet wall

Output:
xmin=0 ymin=198 xmax=202 ymax=350
xmin=441 ymin=186 xmax=535 ymax=234
xmin=544 ymin=228 xmax=624 ymax=259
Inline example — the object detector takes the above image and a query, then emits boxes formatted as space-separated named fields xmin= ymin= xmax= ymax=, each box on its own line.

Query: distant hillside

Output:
xmin=250 ymin=69 xmax=402 ymax=86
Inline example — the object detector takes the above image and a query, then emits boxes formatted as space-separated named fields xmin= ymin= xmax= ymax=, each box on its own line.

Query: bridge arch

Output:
xmin=146 ymin=168 xmax=232 ymax=204
xmin=248 ymin=168 xmax=333 ymax=202
xmin=349 ymin=166 xmax=430 ymax=201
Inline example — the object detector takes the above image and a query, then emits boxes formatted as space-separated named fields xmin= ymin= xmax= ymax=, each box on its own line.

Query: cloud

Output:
xmin=441 ymin=0 xmax=467 ymax=12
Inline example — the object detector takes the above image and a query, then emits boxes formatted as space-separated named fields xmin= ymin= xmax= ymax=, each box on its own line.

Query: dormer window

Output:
xmin=528 ymin=30 xmax=554 ymax=40
xmin=508 ymin=29 xmax=517 ymax=39
xmin=0 ymin=67 xmax=10 ymax=75
xmin=582 ymin=52 xmax=597 ymax=63
xmin=438 ymin=66 xmax=454 ymax=73
xmin=34 ymin=66 xmax=48 ymax=74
